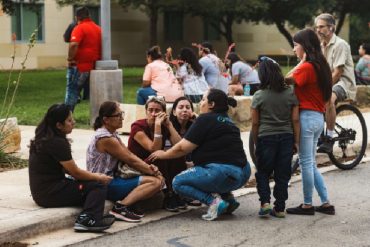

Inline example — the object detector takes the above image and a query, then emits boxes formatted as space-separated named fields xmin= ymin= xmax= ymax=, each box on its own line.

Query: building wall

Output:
xmin=0 ymin=2 xmax=351 ymax=70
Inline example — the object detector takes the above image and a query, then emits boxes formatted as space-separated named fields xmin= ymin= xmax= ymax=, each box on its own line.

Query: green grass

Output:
xmin=0 ymin=68 xmax=143 ymax=128
xmin=0 ymin=66 xmax=292 ymax=129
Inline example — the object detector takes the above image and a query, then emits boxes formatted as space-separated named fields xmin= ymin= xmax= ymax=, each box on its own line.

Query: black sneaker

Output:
xmin=286 ymin=204 xmax=315 ymax=215
xmin=74 ymin=213 xmax=114 ymax=232
xmin=314 ymin=204 xmax=335 ymax=215
xmin=317 ymin=136 xmax=334 ymax=153
xmin=183 ymin=197 xmax=202 ymax=207
xmin=109 ymin=202 xmax=142 ymax=222
xmin=128 ymin=205 xmax=145 ymax=218
xmin=164 ymin=194 xmax=179 ymax=212
xmin=174 ymin=194 xmax=187 ymax=210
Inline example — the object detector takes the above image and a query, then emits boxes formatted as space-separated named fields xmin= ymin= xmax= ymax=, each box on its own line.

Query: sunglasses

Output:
xmin=148 ymin=95 xmax=165 ymax=102
xmin=258 ymin=56 xmax=279 ymax=65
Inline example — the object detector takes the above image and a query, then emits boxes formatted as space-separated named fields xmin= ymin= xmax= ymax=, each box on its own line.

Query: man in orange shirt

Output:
xmin=66 ymin=6 xmax=101 ymax=111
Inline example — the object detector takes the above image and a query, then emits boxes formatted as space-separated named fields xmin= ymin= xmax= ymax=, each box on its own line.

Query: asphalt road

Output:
xmin=73 ymin=161 xmax=370 ymax=247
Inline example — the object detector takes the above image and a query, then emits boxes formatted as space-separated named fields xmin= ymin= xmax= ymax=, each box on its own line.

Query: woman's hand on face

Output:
xmin=148 ymin=150 xmax=166 ymax=161
xmin=155 ymin=112 xmax=167 ymax=125
xmin=97 ymin=173 xmax=113 ymax=185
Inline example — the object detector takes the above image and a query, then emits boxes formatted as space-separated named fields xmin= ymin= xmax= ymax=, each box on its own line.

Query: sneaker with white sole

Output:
xmin=258 ymin=203 xmax=272 ymax=217
xmin=202 ymin=198 xmax=229 ymax=221
xmin=109 ymin=202 xmax=142 ymax=223
xmin=74 ymin=213 xmax=114 ymax=232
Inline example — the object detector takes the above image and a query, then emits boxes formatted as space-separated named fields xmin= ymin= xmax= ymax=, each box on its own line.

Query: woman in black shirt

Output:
xmin=29 ymin=103 xmax=114 ymax=232
xmin=149 ymin=89 xmax=251 ymax=221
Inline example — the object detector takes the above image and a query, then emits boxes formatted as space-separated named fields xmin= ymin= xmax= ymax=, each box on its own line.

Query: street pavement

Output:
xmin=72 ymin=160 xmax=370 ymax=247
xmin=1 ymin=111 xmax=369 ymax=246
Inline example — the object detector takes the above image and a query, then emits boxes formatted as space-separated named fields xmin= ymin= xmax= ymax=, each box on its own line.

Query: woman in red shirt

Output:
xmin=286 ymin=28 xmax=335 ymax=215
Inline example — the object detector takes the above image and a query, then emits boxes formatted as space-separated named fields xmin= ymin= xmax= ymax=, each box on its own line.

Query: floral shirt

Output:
xmin=86 ymin=127 xmax=122 ymax=176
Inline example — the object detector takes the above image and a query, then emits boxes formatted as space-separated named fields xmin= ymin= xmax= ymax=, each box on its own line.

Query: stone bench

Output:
xmin=117 ymin=96 xmax=253 ymax=134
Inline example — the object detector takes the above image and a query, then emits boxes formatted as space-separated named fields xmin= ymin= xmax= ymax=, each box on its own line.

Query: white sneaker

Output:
xmin=202 ymin=198 xmax=229 ymax=221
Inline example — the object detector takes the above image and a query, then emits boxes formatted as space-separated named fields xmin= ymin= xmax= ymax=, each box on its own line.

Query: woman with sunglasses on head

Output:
xmin=149 ymin=89 xmax=251 ymax=221
xmin=226 ymin=52 xmax=260 ymax=96
xmin=86 ymin=101 xmax=164 ymax=223
xmin=29 ymin=103 xmax=115 ymax=232
xmin=251 ymin=58 xmax=299 ymax=218
xmin=286 ymin=28 xmax=335 ymax=215
xmin=128 ymin=97 xmax=185 ymax=212
xmin=137 ymin=46 xmax=184 ymax=105
xmin=175 ymin=47 xmax=209 ymax=103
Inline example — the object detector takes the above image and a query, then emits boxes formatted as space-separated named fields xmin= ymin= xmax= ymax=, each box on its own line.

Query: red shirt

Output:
xmin=128 ymin=119 xmax=170 ymax=161
xmin=70 ymin=18 xmax=101 ymax=72
xmin=293 ymin=62 xmax=325 ymax=113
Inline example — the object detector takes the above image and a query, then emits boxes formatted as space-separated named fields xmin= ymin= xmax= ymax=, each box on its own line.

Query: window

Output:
xmin=203 ymin=20 xmax=220 ymax=41
xmin=164 ymin=11 xmax=183 ymax=41
xmin=11 ymin=1 xmax=44 ymax=41
xmin=73 ymin=5 xmax=100 ymax=25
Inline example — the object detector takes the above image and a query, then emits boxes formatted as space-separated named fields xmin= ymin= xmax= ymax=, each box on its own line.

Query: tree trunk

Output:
xmin=335 ymin=6 xmax=347 ymax=35
xmin=275 ymin=21 xmax=293 ymax=48
xmin=224 ymin=15 xmax=234 ymax=45
xmin=148 ymin=1 xmax=158 ymax=46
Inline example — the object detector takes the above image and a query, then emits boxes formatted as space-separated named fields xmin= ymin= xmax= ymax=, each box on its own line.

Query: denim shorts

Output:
xmin=107 ymin=176 xmax=141 ymax=202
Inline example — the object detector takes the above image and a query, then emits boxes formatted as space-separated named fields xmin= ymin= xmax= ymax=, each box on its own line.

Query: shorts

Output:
xmin=107 ymin=176 xmax=142 ymax=202
xmin=333 ymin=84 xmax=347 ymax=102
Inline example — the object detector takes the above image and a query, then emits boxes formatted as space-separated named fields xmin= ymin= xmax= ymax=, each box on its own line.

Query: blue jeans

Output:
xmin=65 ymin=66 xmax=79 ymax=111
xmin=137 ymin=86 xmax=157 ymax=105
xmin=299 ymin=110 xmax=329 ymax=205
xmin=255 ymin=133 xmax=293 ymax=211
xmin=172 ymin=163 xmax=251 ymax=205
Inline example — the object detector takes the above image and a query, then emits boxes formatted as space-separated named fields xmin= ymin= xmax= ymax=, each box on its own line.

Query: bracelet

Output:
xmin=154 ymin=133 xmax=162 ymax=138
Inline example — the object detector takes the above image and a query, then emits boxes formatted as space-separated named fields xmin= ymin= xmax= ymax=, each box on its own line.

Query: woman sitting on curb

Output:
xmin=128 ymin=96 xmax=186 ymax=212
xmin=28 ymin=103 xmax=115 ymax=232
xmin=86 ymin=101 xmax=164 ymax=223
xmin=149 ymin=89 xmax=251 ymax=221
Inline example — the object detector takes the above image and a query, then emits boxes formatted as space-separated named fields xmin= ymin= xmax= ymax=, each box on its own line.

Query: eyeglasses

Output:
xmin=107 ymin=111 xmax=125 ymax=118
xmin=315 ymin=25 xmax=330 ymax=30
xmin=258 ymin=56 xmax=279 ymax=65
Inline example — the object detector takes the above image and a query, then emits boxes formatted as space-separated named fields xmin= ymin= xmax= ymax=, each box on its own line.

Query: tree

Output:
xmin=321 ymin=0 xmax=370 ymax=35
xmin=249 ymin=0 xmax=324 ymax=48
xmin=117 ymin=0 xmax=178 ymax=46
xmin=183 ymin=0 xmax=264 ymax=45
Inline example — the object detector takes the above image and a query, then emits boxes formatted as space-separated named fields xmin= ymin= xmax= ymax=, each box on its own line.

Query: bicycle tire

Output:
xmin=328 ymin=104 xmax=367 ymax=169
xmin=248 ymin=134 xmax=299 ymax=174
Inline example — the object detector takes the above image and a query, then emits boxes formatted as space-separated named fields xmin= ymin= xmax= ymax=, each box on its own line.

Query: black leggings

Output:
xmin=32 ymin=178 xmax=107 ymax=222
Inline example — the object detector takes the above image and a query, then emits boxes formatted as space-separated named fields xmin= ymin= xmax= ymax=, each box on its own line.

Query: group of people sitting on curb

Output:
xmin=29 ymin=12 xmax=362 ymax=233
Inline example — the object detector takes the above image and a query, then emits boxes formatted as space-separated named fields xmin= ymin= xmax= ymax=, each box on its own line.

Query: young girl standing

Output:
xmin=251 ymin=57 xmax=300 ymax=218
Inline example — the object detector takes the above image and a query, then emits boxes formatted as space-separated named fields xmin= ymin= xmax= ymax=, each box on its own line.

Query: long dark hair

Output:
xmin=179 ymin=47 xmax=203 ymax=76
xmin=293 ymin=28 xmax=332 ymax=101
xmin=93 ymin=101 xmax=118 ymax=130
xmin=227 ymin=52 xmax=242 ymax=76
xmin=258 ymin=59 xmax=288 ymax=92
xmin=207 ymin=88 xmax=237 ymax=113
xmin=169 ymin=96 xmax=194 ymax=133
xmin=30 ymin=103 xmax=71 ymax=153
xmin=147 ymin=45 xmax=162 ymax=60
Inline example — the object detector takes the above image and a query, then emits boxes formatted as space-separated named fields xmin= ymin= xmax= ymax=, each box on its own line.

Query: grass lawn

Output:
xmin=0 ymin=68 xmax=143 ymax=128
xmin=0 ymin=66 xmax=291 ymax=128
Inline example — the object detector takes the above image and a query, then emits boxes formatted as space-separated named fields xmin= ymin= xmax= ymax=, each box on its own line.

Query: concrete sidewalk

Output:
xmin=1 ymin=111 xmax=369 ymax=246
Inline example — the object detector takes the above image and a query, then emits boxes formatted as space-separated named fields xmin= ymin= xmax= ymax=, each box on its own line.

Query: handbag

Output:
xmin=115 ymin=162 xmax=142 ymax=179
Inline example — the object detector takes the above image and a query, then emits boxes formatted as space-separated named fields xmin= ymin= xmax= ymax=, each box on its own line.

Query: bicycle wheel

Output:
xmin=248 ymin=134 xmax=300 ymax=174
xmin=328 ymin=104 xmax=367 ymax=169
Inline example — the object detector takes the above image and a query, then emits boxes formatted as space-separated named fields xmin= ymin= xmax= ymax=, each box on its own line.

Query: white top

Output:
xmin=176 ymin=63 xmax=209 ymax=95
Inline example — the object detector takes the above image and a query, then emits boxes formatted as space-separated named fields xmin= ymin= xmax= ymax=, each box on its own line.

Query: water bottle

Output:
xmin=243 ymin=84 xmax=251 ymax=96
